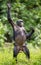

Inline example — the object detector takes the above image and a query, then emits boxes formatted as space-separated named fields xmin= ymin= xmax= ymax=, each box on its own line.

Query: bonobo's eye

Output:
xmin=17 ymin=19 xmax=24 ymax=27
xmin=20 ymin=21 xmax=23 ymax=22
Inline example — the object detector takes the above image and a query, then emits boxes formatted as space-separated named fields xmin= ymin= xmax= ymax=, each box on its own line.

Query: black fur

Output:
xmin=7 ymin=3 xmax=34 ymax=61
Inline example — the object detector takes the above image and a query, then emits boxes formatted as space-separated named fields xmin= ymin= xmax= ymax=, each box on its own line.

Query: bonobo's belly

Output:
xmin=15 ymin=31 xmax=26 ymax=46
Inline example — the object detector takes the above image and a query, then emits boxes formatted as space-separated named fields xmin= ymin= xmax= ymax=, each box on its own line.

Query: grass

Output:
xmin=0 ymin=44 xmax=41 ymax=65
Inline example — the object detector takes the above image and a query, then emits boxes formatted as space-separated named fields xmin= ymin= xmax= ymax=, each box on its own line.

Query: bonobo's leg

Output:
xmin=23 ymin=45 xmax=30 ymax=59
xmin=13 ymin=45 xmax=20 ymax=61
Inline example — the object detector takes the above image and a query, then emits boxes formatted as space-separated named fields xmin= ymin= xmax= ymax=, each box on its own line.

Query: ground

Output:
xmin=0 ymin=43 xmax=41 ymax=65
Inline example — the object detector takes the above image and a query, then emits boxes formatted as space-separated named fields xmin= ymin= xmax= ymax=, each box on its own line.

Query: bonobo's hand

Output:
xmin=30 ymin=27 xmax=34 ymax=33
xmin=7 ymin=2 xmax=11 ymax=9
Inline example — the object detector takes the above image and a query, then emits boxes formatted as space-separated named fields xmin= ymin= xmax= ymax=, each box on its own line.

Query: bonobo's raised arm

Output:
xmin=7 ymin=3 xmax=14 ymax=28
xmin=26 ymin=27 xmax=34 ymax=39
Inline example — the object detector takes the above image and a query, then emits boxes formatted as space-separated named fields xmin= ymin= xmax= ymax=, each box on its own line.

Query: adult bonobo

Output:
xmin=7 ymin=3 xmax=34 ymax=61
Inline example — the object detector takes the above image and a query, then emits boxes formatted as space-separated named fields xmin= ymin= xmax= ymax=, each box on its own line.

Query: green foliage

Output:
xmin=0 ymin=45 xmax=41 ymax=65
xmin=0 ymin=22 xmax=5 ymax=47
xmin=0 ymin=0 xmax=41 ymax=47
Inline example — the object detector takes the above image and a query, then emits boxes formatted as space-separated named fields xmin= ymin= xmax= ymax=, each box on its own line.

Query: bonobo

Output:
xmin=7 ymin=3 xmax=34 ymax=61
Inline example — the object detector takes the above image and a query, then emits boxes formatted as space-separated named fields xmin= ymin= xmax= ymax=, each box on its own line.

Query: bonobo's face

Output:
xmin=20 ymin=22 xmax=24 ymax=27
xmin=17 ymin=19 xmax=24 ymax=27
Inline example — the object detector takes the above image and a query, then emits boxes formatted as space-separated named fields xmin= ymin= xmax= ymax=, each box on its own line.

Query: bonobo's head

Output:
xmin=17 ymin=19 xmax=24 ymax=27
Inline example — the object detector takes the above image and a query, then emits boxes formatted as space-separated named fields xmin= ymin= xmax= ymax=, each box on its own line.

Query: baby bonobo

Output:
xmin=7 ymin=3 xmax=34 ymax=61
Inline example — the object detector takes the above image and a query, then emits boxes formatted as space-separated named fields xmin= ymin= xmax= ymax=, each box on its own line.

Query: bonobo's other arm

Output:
xmin=7 ymin=3 xmax=15 ymax=28
xmin=25 ymin=27 xmax=34 ymax=39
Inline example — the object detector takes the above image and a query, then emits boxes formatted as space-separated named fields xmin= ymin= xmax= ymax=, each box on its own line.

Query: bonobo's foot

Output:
xmin=15 ymin=58 xmax=17 ymax=63
xmin=26 ymin=51 xmax=30 ymax=59
xmin=23 ymin=46 xmax=30 ymax=59
xmin=13 ymin=57 xmax=17 ymax=63
xmin=13 ymin=45 xmax=19 ymax=63
xmin=26 ymin=54 xmax=30 ymax=59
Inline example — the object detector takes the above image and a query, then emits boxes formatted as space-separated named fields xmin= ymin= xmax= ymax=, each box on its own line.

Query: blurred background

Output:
xmin=0 ymin=0 xmax=41 ymax=65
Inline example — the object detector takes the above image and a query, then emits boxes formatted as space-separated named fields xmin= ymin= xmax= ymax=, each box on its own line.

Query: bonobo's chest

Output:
xmin=14 ymin=26 xmax=26 ymax=46
xmin=14 ymin=26 xmax=25 ymax=36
